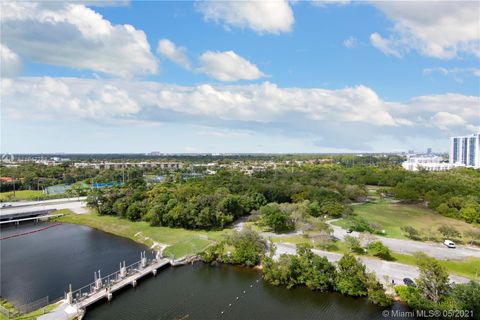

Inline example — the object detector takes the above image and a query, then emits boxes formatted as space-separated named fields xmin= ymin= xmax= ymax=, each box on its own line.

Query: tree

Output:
xmin=260 ymin=203 xmax=295 ymax=233
xmin=451 ymin=281 xmax=480 ymax=316
xmin=227 ymin=228 xmax=267 ymax=266
xmin=320 ymin=201 xmax=345 ymax=218
xmin=414 ymin=253 xmax=450 ymax=303
xmin=460 ymin=207 xmax=479 ymax=224
xmin=366 ymin=273 xmax=392 ymax=307
xmin=368 ymin=241 xmax=393 ymax=260
xmin=306 ymin=200 xmax=321 ymax=217
xmin=296 ymin=244 xmax=336 ymax=291
xmin=335 ymin=253 xmax=368 ymax=296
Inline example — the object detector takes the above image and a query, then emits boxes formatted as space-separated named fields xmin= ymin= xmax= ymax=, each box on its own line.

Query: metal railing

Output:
xmin=69 ymin=253 xmax=161 ymax=305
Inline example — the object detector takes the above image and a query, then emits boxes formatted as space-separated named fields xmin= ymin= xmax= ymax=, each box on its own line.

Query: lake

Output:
xmin=1 ymin=222 xmax=413 ymax=319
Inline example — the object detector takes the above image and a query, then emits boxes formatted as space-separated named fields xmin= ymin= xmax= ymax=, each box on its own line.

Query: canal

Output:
xmin=1 ymin=222 xmax=414 ymax=319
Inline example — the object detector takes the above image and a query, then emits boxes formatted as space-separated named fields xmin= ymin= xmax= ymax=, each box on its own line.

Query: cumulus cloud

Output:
xmin=3 ymin=77 xmax=478 ymax=150
xmin=157 ymin=39 xmax=191 ymax=70
xmin=196 ymin=0 xmax=294 ymax=34
xmin=198 ymin=51 xmax=265 ymax=82
xmin=406 ymin=93 xmax=479 ymax=132
xmin=1 ymin=2 xmax=157 ymax=77
xmin=430 ymin=112 xmax=466 ymax=130
xmin=0 ymin=44 xmax=22 ymax=77
xmin=370 ymin=1 xmax=480 ymax=59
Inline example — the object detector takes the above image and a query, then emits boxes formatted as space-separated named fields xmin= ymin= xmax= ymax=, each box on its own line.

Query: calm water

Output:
xmin=85 ymin=264 xmax=414 ymax=320
xmin=0 ymin=222 xmax=149 ymax=306
xmin=1 ymin=222 xmax=414 ymax=319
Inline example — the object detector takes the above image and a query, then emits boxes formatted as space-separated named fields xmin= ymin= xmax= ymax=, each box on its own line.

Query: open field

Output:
xmin=332 ymin=201 xmax=479 ymax=240
xmin=0 ymin=190 xmax=68 ymax=202
xmin=57 ymin=210 xmax=227 ymax=259
xmin=0 ymin=190 xmax=45 ymax=201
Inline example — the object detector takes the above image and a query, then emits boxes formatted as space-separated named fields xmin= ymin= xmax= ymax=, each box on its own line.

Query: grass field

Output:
xmin=333 ymin=201 xmax=479 ymax=240
xmin=0 ymin=299 xmax=61 ymax=320
xmin=0 ymin=190 xmax=45 ymax=201
xmin=57 ymin=210 xmax=228 ymax=259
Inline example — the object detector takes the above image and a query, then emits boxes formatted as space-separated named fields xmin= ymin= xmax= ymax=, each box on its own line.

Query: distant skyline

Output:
xmin=1 ymin=1 xmax=479 ymax=153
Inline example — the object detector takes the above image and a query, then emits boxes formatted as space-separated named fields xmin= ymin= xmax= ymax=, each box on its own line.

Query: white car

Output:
xmin=443 ymin=240 xmax=456 ymax=248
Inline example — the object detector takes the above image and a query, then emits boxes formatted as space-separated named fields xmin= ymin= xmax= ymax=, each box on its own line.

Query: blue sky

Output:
xmin=1 ymin=1 xmax=479 ymax=153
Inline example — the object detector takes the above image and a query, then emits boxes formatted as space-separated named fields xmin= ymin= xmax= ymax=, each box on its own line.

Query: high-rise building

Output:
xmin=426 ymin=148 xmax=432 ymax=155
xmin=450 ymin=132 xmax=480 ymax=169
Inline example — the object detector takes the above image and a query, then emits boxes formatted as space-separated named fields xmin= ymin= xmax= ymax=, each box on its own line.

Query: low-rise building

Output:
xmin=402 ymin=156 xmax=462 ymax=171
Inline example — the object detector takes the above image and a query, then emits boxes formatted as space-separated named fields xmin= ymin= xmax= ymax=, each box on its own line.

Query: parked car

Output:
xmin=443 ymin=240 xmax=456 ymax=248
xmin=403 ymin=278 xmax=416 ymax=287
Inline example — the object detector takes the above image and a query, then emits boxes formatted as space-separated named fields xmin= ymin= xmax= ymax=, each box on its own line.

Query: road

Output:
xmin=0 ymin=197 xmax=88 ymax=217
xmin=327 ymin=220 xmax=480 ymax=260
xmin=274 ymin=242 xmax=470 ymax=286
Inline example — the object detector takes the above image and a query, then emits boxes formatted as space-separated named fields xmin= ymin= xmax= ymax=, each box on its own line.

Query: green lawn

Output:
xmin=0 ymin=299 xmax=61 ymax=320
xmin=57 ymin=211 xmax=228 ymax=258
xmin=0 ymin=190 xmax=45 ymax=201
xmin=332 ymin=201 xmax=479 ymax=240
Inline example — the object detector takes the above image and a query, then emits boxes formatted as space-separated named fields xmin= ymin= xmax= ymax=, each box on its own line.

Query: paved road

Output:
xmin=274 ymin=242 xmax=470 ymax=286
xmin=0 ymin=197 xmax=88 ymax=216
xmin=327 ymin=220 xmax=480 ymax=260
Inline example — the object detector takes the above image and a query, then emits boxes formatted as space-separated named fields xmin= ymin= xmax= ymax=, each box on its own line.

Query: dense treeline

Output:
xmin=86 ymin=165 xmax=479 ymax=229
xmin=86 ymin=168 xmax=366 ymax=230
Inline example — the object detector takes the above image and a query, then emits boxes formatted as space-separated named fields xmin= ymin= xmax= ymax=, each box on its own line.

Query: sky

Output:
xmin=1 ymin=0 xmax=479 ymax=154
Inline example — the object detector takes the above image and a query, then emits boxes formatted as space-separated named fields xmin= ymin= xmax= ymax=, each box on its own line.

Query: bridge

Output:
xmin=0 ymin=197 xmax=87 ymax=223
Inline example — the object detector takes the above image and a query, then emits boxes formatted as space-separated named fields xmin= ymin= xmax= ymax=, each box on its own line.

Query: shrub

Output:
xmin=346 ymin=216 xmax=375 ymax=233
xmin=368 ymin=241 xmax=393 ymax=260
xmin=401 ymin=226 xmax=422 ymax=241
xmin=437 ymin=225 xmax=460 ymax=239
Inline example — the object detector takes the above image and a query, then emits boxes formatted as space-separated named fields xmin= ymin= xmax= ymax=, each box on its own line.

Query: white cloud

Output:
xmin=405 ymin=93 xmax=480 ymax=132
xmin=3 ymin=77 xmax=478 ymax=150
xmin=2 ymin=77 xmax=140 ymax=121
xmin=422 ymin=67 xmax=480 ymax=83
xmin=370 ymin=32 xmax=403 ymax=58
xmin=1 ymin=2 xmax=157 ymax=77
xmin=430 ymin=112 xmax=466 ymax=130
xmin=312 ymin=0 xmax=350 ymax=7
xmin=0 ymin=44 xmax=22 ymax=77
xmin=343 ymin=36 xmax=358 ymax=49
xmin=196 ymin=0 xmax=294 ymax=34
xmin=370 ymin=2 xmax=480 ymax=59
xmin=198 ymin=51 xmax=265 ymax=82
xmin=157 ymin=39 xmax=191 ymax=70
